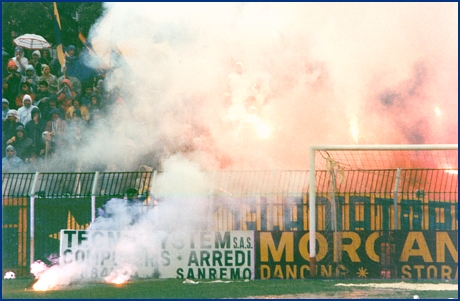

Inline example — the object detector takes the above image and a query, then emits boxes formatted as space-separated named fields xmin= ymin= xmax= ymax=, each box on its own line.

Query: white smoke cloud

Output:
xmin=31 ymin=2 xmax=458 ymax=289
xmin=33 ymin=154 xmax=214 ymax=289
xmin=73 ymin=2 xmax=457 ymax=172
xmin=34 ymin=3 xmax=456 ymax=173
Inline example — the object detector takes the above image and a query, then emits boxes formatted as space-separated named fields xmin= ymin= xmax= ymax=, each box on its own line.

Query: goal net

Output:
xmin=308 ymin=144 xmax=458 ymax=279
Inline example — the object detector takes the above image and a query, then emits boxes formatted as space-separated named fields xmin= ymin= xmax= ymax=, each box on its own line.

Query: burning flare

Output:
xmin=104 ymin=266 xmax=133 ymax=285
xmin=31 ymin=261 xmax=84 ymax=291
xmin=349 ymin=116 xmax=359 ymax=143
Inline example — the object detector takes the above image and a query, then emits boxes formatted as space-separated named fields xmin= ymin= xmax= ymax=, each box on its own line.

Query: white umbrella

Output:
xmin=13 ymin=34 xmax=51 ymax=50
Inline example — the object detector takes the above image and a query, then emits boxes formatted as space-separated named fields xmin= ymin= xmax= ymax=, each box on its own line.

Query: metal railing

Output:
xmin=2 ymin=169 xmax=458 ymax=277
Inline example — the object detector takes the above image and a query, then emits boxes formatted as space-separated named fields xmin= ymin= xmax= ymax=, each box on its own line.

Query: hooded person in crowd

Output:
xmin=20 ymin=64 xmax=39 ymax=93
xmin=2 ymin=109 xmax=24 ymax=157
xmin=58 ymin=65 xmax=82 ymax=96
xmin=2 ymin=98 xmax=10 ymax=120
xmin=6 ymin=125 xmax=33 ymax=161
xmin=57 ymin=78 xmax=77 ymax=113
xmin=80 ymin=84 xmax=94 ymax=107
xmin=11 ymin=46 xmax=28 ymax=75
xmin=30 ymin=50 xmax=43 ymax=76
xmin=64 ymin=45 xmax=79 ymax=78
xmin=66 ymin=109 xmax=86 ymax=152
xmin=4 ymin=60 xmax=22 ymax=103
xmin=25 ymin=107 xmax=47 ymax=157
xmin=37 ymin=64 xmax=59 ymax=94
xmin=42 ymin=94 xmax=65 ymax=122
xmin=34 ymin=80 xmax=52 ymax=111
xmin=15 ymin=81 xmax=36 ymax=109
xmin=18 ymin=94 xmax=38 ymax=125
xmin=2 ymin=145 xmax=24 ymax=172
xmin=45 ymin=107 xmax=67 ymax=154
xmin=4 ymin=31 xmax=18 ymax=59
xmin=87 ymin=92 xmax=103 ymax=120
xmin=39 ymin=49 xmax=52 ymax=66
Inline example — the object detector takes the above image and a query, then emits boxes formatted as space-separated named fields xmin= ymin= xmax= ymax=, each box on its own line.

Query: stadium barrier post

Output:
xmin=268 ymin=171 xmax=276 ymax=230
xmin=91 ymin=171 xmax=100 ymax=222
xmin=393 ymin=168 xmax=401 ymax=230
xmin=309 ymin=147 xmax=317 ymax=277
xmin=29 ymin=171 xmax=40 ymax=264
xmin=149 ymin=170 xmax=157 ymax=207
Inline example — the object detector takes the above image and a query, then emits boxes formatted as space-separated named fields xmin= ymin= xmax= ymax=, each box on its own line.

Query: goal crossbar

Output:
xmin=308 ymin=144 xmax=458 ymax=277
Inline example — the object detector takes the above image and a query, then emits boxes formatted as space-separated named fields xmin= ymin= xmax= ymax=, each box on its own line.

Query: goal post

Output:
xmin=308 ymin=144 xmax=458 ymax=278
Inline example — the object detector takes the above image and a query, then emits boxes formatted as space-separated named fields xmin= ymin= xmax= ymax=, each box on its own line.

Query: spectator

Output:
xmin=25 ymin=107 xmax=46 ymax=158
xmin=15 ymin=82 xmax=36 ymax=109
xmin=17 ymin=94 xmax=37 ymax=125
xmin=44 ymin=108 xmax=67 ymax=155
xmin=93 ymin=79 xmax=105 ymax=103
xmin=66 ymin=109 xmax=86 ymax=151
xmin=79 ymin=84 xmax=94 ymax=107
xmin=136 ymin=165 xmax=153 ymax=198
xmin=39 ymin=49 xmax=52 ymax=66
xmin=2 ymin=109 xmax=24 ymax=157
xmin=57 ymin=78 xmax=76 ymax=113
xmin=58 ymin=65 xmax=82 ymax=96
xmin=2 ymin=81 xmax=14 ymax=109
xmin=20 ymin=65 xmax=39 ymax=93
xmin=4 ymin=60 xmax=22 ymax=104
xmin=42 ymin=95 xmax=65 ymax=122
xmin=125 ymin=187 xmax=144 ymax=225
xmin=2 ymin=50 xmax=9 ymax=76
xmin=66 ymin=98 xmax=90 ymax=121
xmin=64 ymin=45 xmax=79 ymax=77
xmin=2 ymin=98 xmax=10 ymax=120
xmin=11 ymin=46 xmax=28 ymax=75
xmin=2 ymin=145 xmax=24 ymax=172
xmin=37 ymin=64 xmax=58 ymax=94
xmin=49 ymin=55 xmax=62 ymax=78
xmin=4 ymin=31 xmax=18 ymax=59
xmin=34 ymin=81 xmax=52 ymax=112
xmin=65 ymin=45 xmax=97 ymax=83
xmin=6 ymin=125 xmax=33 ymax=161
xmin=30 ymin=50 xmax=43 ymax=76
xmin=87 ymin=93 xmax=102 ymax=121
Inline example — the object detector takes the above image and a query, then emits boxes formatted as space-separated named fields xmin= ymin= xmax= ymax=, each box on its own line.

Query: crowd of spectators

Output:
xmin=2 ymin=45 xmax=121 ymax=173
xmin=3 ymin=42 xmax=244 ymax=173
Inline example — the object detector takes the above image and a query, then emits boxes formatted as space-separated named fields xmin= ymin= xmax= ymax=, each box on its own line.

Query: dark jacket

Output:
xmin=11 ymin=135 xmax=33 ymax=161
xmin=25 ymin=107 xmax=47 ymax=156
xmin=2 ymin=118 xmax=24 ymax=156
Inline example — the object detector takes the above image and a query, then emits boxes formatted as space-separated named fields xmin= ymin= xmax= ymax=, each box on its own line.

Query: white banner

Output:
xmin=59 ymin=230 xmax=254 ymax=280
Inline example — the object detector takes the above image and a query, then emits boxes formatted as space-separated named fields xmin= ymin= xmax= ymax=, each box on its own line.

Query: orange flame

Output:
xmin=104 ymin=266 xmax=133 ymax=285
xmin=109 ymin=276 xmax=128 ymax=285
xmin=349 ymin=116 xmax=359 ymax=143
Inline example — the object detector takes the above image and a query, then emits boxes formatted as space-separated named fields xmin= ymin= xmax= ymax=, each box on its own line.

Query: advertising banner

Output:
xmin=59 ymin=230 xmax=254 ymax=280
xmin=255 ymin=231 xmax=457 ymax=280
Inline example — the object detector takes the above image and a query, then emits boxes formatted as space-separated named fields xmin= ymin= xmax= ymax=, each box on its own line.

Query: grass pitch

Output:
xmin=2 ymin=278 xmax=458 ymax=299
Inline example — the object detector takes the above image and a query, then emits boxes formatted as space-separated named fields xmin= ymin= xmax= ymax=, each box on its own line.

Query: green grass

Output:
xmin=2 ymin=278 xmax=458 ymax=299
